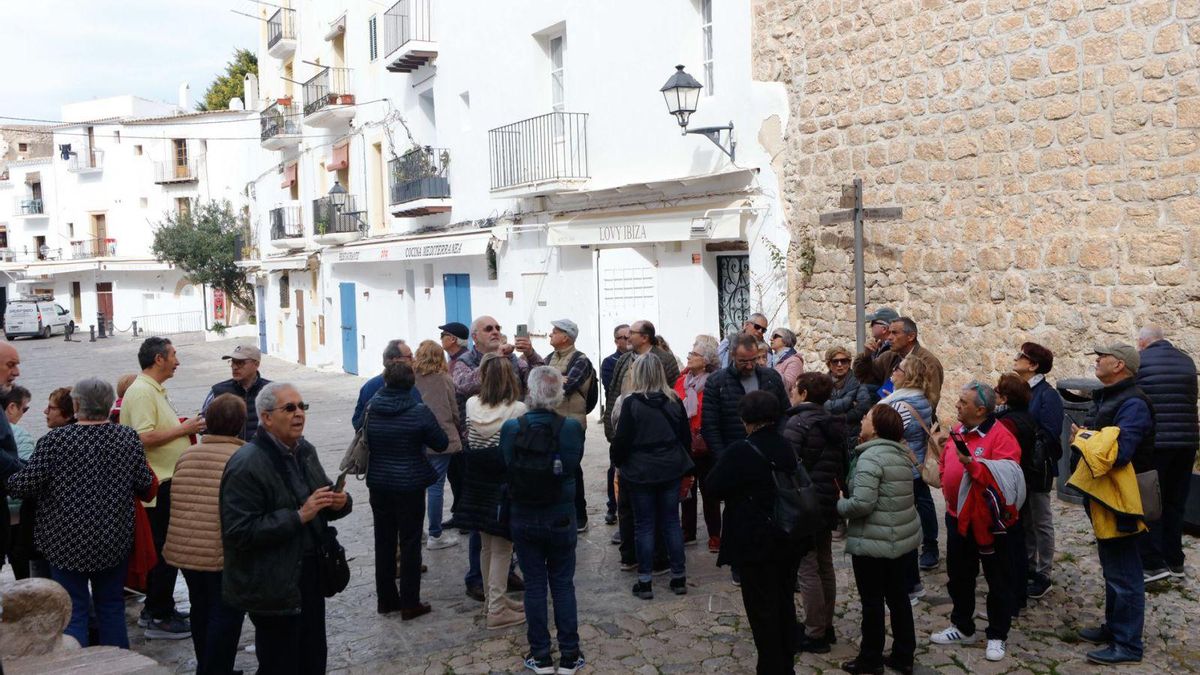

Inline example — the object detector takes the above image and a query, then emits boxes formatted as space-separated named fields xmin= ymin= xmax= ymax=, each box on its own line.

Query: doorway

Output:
xmin=256 ymin=285 xmax=268 ymax=354
xmin=442 ymin=274 xmax=472 ymax=328
xmin=96 ymin=282 xmax=114 ymax=326
xmin=339 ymin=282 xmax=358 ymax=375
xmin=295 ymin=289 xmax=306 ymax=365
xmin=70 ymin=282 xmax=82 ymax=322
xmin=173 ymin=139 xmax=189 ymax=178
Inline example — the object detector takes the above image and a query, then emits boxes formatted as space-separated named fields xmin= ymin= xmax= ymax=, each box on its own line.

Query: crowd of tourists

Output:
xmin=0 ymin=308 xmax=1194 ymax=675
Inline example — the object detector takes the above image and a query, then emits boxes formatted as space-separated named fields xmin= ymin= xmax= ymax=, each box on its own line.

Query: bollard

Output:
xmin=89 ymin=325 xmax=96 ymax=342
xmin=97 ymin=313 xmax=107 ymax=339
xmin=63 ymin=323 xmax=74 ymax=342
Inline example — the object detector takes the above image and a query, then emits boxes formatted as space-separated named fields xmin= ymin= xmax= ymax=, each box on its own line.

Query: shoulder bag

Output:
xmin=899 ymin=402 xmax=943 ymax=488
xmin=1137 ymin=469 xmax=1162 ymax=522
xmin=315 ymin=525 xmax=351 ymax=597
xmin=339 ymin=409 xmax=370 ymax=477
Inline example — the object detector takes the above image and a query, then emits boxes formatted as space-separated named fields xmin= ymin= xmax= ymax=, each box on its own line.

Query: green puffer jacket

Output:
xmin=836 ymin=437 xmax=921 ymax=560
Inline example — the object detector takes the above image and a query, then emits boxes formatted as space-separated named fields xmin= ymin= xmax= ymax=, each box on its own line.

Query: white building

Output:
xmin=245 ymin=0 xmax=791 ymax=374
xmin=0 ymin=92 xmax=260 ymax=335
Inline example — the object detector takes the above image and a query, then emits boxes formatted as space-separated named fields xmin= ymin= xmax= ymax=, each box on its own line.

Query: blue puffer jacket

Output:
xmin=1137 ymin=340 xmax=1199 ymax=452
xmin=885 ymin=390 xmax=932 ymax=479
xmin=364 ymin=386 xmax=449 ymax=493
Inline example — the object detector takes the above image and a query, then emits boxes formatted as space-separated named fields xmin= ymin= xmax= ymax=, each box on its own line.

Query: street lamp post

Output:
xmin=660 ymin=65 xmax=735 ymax=161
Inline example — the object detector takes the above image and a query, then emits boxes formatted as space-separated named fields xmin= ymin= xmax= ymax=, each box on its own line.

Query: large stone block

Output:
xmin=0 ymin=579 xmax=75 ymax=658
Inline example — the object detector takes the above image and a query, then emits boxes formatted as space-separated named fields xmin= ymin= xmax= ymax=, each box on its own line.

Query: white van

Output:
xmin=4 ymin=299 xmax=74 ymax=339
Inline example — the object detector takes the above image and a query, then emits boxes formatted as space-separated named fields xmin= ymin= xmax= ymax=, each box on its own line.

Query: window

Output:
xmin=368 ymin=15 xmax=378 ymax=61
xmin=701 ymin=0 xmax=714 ymax=94
xmin=114 ymin=131 xmax=121 ymax=144
xmin=134 ymin=144 xmax=143 ymax=156
xmin=176 ymin=198 xmax=191 ymax=217
xmin=549 ymin=34 xmax=565 ymax=112
xmin=67 ymin=222 xmax=75 ymax=238
xmin=17 ymin=143 xmax=28 ymax=153
xmin=279 ymin=273 xmax=291 ymax=308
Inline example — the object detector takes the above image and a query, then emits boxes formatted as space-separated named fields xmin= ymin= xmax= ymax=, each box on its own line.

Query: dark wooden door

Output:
xmin=96 ymin=282 xmax=114 ymax=325
xmin=71 ymin=282 xmax=82 ymax=322
xmin=295 ymin=289 xmax=306 ymax=365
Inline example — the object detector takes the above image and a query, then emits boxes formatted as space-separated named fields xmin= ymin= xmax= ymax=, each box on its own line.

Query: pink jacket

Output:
xmin=774 ymin=351 xmax=804 ymax=393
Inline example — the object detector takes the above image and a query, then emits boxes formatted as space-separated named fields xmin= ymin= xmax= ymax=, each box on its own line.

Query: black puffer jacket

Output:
xmin=365 ymin=386 xmax=449 ymax=494
xmin=1137 ymin=340 xmax=1199 ymax=452
xmin=825 ymin=373 xmax=872 ymax=451
xmin=602 ymin=347 xmax=681 ymax=440
xmin=610 ymin=393 xmax=693 ymax=486
xmin=782 ymin=403 xmax=846 ymax=530
xmin=700 ymin=364 xmax=788 ymax=456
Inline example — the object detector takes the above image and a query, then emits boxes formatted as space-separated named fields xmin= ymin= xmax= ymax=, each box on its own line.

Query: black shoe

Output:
xmin=610 ymin=530 xmax=622 ymax=545
xmin=840 ymin=658 xmax=883 ymax=674
xmin=507 ymin=571 xmax=526 ymax=592
xmin=604 ymin=512 xmax=617 ymax=525
xmin=524 ymin=653 xmax=555 ymax=674
xmin=1086 ymin=646 xmax=1142 ymax=665
xmin=400 ymin=602 xmax=432 ymax=621
xmin=824 ymin=625 xmax=837 ymax=645
xmin=1078 ymin=624 xmax=1114 ymax=645
xmin=796 ymin=633 xmax=831 ymax=654
xmin=632 ymin=580 xmax=653 ymax=599
xmin=918 ymin=549 xmax=939 ymax=570
xmin=882 ymin=654 xmax=913 ymax=675
xmin=669 ymin=577 xmax=687 ymax=595
xmin=466 ymin=584 xmax=485 ymax=602
xmin=558 ymin=651 xmax=586 ymax=675
xmin=1027 ymin=574 xmax=1052 ymax=599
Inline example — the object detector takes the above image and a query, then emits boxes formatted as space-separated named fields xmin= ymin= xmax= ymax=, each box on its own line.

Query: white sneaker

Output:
xmin=986 ymin=639 xmax=1006 ymax=661
xmin=426 ymin=533 xmax=459 ymax=550
xmin=930 ymin=625 xmax=978 ymax=645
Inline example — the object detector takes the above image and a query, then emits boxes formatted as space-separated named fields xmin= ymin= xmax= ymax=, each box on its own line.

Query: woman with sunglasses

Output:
xmin=2 ymin=385 xmax=42 ymax=579
xmin=824 ymin=347 xmax=873 ymax=453
xmin=674 ymin=336 xmax=722 ymax=552
xmin=769 ymin=328 xmax=804 ymax=393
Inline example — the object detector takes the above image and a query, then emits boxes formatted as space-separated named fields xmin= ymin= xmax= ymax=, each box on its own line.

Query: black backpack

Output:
xmin=567 ymin=352 xmax=599 ymax=414
xmin=745 ymin=440 xmax=821 ymax=544
xmin=508 ymin=414 xmax=566 ymax=506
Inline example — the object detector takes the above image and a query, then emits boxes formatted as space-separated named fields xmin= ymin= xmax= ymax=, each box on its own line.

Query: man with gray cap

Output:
xmin=1073 ymin=343 xmax=1154 ymax=665
xmin=547 ymin=318 xmax=597 ymax=531
xmin=203 ymin=344 xmax=271 ymax=440
xmin=852 ymin=307 xmax=900 ymax=402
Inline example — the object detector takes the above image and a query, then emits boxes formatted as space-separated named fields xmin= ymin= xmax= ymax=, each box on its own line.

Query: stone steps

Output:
xmin=6 ymin=646 xmax=167 ymax=675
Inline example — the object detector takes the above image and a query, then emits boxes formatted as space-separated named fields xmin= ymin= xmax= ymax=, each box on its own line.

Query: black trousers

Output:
xmin=946 ymin=514 xmax=1011 ymax=640
xmin=574 ymin=463 xmax=588 ymax=523
xmin=1140 ymin=448 xmax=1196 ymax=570
xmin=181 ymin=569 xmax=245 ymax=675
xmin=605 ymin=464 xmax=617 ymax=516
xmin=249 ymin=556 xmax=325 ymax=675
xmin=370 ymin=488 xmax=425 ymax=610
xmin=447 ymin=452 xmax=465 ymax=512
xmin=1006 ymin=519 xmax=1027 ymax=616
xmin=852 ymin=552 xmax=916 ymax=668
xmin=740 ymin=552 xmax=798 ymax=674
xmin=144 ymin=479 xmax=179 ymax=618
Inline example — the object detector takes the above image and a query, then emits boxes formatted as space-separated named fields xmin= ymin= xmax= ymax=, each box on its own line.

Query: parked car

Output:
xmin=4 ymin=299 xmax=73 ymax=340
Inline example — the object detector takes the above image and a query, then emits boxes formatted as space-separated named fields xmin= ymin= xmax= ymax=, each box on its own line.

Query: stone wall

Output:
xmin=753 ymin=0 xmax=1200 ymax=414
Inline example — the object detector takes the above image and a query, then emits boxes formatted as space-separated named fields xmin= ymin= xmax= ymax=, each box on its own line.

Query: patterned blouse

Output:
xmin=7 ymin=423 xmax=154 ymax=572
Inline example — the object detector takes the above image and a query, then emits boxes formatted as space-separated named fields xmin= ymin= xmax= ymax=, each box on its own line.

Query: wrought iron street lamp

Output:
xmin=660 ymin=65 xmax=735 ymax=161
xmin=326 ymin=180 xmax=367 ymax=234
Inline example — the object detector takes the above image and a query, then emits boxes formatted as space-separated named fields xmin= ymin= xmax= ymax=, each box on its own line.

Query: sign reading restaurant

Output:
xmin=334 ymin=236 xmax=486 ymax=264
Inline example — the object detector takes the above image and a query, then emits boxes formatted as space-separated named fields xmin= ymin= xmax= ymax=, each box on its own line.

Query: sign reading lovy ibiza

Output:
xmin=547 ymin=206 xmax=743 ymax=247
xmin=333 ymin=234 xmax=490 ymax=263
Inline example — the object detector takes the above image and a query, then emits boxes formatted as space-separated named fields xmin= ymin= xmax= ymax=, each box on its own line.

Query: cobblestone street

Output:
xmin=3 ymin=334 xmax=1198 ymax=674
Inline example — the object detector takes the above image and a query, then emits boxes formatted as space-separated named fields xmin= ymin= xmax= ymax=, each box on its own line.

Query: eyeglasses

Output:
xmin=734 ymin=357 xmax=758 ymax=367
xmin=230 ymin=359 xmax=250 ymax=367
xmin=19 ymin=405 xmax=29 ymax=413
xmin=870 ymin=320 xmax=889 ymax=328
xmin=268 ymin=402 xmax=309 ymax=413
xmin=480 ymin=324 xmax=501 ymax=333
xmin=1015 ymin=352 xmax=1033 ymax=362
xmin=687 ymin=351 xmax=701 ymax=358
xmin=750 ymin=323 xmax=767 ymax=333
xmin=828 ymin=358 xmax=851 ymax=365
xmin=615 ymin=335 xmax=630 ymax=341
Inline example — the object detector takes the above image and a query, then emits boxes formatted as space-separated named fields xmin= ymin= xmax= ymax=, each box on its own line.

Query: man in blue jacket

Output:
xmin=353 ymin=340 xmax=420 ymax=431
xmin=1136 ymin=325 xmax=1198 ymax=582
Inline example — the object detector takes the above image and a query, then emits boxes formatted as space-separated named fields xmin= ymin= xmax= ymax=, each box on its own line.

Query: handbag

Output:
xmin=1137 ymin=470 xmax=1162 ymax=522
xmin=315 ymin=525 xmax=351 ymax=598
xmin=339 ymin=409 xmax=370 ymax=477
xmin=899 ymin=402 xmax=943 ymax=488
xmin=745 ymin=440 xmax=821 ymax=542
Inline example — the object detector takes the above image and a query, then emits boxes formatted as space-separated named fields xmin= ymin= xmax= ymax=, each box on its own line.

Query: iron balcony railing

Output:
xmin=389 ymin=146 xmax=450 ymax=204
xmin=70 ymin=238 xmax=117 ymax=259
xmin=270 ymin=205 xmax=304 ymax=240
xmin=68 ymin=148 xmax=104 ymax=172
xmin=19 ymin=199 xmax=44 ymax=215
xmin=312 ymin=195 xmax=361 ymax=236
xmin=261 ymin=100 xmax=301 ymax=141
xmin=267 ymin=8 xmax=296 ymax=50
xmin=384 ymin=0 xmax=432 ymax=55
xmin=488 ymin=112 xmax=589 ymax=191
xmin=303 ymin=67 xmax=352 ymax=117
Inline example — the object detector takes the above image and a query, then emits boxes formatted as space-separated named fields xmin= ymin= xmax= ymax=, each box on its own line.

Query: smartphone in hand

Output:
xmin=950 ymin=432 xmax=971 ymax=459
xmin=333 ymin=470 xmax=349 ymax=493
xmin=515 ymin=324 xmax=529 ymax=339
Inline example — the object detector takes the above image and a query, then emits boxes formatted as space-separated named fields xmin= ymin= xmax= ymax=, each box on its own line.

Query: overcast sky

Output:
xmin=0 ymin=1 xmax=259 ymax=122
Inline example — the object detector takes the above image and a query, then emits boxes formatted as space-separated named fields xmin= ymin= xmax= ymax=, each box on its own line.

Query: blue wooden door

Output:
xmin=339 ymin=282 xmax=358 ymax=375
xmin=443 ymin=274 xmax=472 ymax=327
xmin=256 ymin=285 xmax=268 ymax=354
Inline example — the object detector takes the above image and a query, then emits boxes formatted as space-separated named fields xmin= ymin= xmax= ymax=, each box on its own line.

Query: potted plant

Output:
xmin=338 ymin=94 xmax=356 ymax=106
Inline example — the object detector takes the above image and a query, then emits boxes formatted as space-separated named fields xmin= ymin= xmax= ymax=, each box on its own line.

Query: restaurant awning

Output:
xmin=327 ymin=143 xmax=349 ymax=172
xmin=329 ymin=230 xmax=493 ymax=264
xmin=547 ymin=202 xmax=746 ymax=247
xmin=281 ymin=163 xmax=298 ymax=188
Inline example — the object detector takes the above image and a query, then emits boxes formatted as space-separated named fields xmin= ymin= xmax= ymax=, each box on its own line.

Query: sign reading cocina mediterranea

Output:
xmin=336 ymin=240 xmax=474 ymax=263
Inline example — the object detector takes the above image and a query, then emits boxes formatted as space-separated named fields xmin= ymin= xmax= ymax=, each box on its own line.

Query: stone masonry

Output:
xmin=753 ymin=0 xmax=1200 ymax=415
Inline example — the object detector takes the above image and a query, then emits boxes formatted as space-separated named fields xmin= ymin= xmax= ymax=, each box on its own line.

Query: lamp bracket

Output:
xmin=684 ymin=121 xmax=736 ymax=162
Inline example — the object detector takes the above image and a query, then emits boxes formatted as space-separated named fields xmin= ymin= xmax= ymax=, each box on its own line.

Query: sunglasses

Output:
xmin=268 ymin=402 xmax=309 ymax=413
xmin=615 ymin=335 xmax=630 ymax=340
xmin=480 ymin=324 xmax=501 ymax=333
xmin=828 ymin=358 xmax=851 ymax=365
xmin=750 ymin=323 xmax=767 ymax=332
xmin=770 ymin=334 xmax=782 ymax=341
xmin=18 ymin=405 xmax=29 ymax=413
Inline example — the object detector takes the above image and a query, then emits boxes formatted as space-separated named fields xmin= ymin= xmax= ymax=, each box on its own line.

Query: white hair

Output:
xmin=255 ymin=382 xmax=298 ymax=418
xmin=72 ymin=377 xmax=115 ymax=421
xmin=1138 ymin=325 xmax=1164 ymax=344
xmin=527 ymin=366 xmax=565 ymax=410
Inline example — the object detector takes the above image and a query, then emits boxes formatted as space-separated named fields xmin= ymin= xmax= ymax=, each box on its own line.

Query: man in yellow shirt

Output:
xmin=120 ymin=336 xmax=205 ymax=640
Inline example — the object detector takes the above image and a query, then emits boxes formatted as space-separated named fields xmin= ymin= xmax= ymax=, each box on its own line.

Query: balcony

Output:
xmin=269 ymin=203 xmax=304 ymax=250
xmin=267 ymin=8 xmax=297 ymax=59
xmin=70 ymin=238 xmax=116 ymax=259
xmin=311 ymin=195 xmax=364 ymax=245
xmin=17 ymin=199 xmax=46 ymax=218
xmin=389 ymin=146 xmax=450 ymax=217
xmin=383 ymin=0 xmax=436 ymax=73
xmin=67 ymin=148 xmax=104 ymax=174
xmin=154 ymin=160 xmax=199 ymax=184
xmin=303 ymin=67 xmax=355 ymax=128
xmin=489 ymin=112 xmax=589 ymax=195
xmin=260 ymin=100 xmax=303 ymax=150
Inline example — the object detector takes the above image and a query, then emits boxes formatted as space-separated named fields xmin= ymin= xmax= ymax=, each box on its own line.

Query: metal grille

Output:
xmin=261 ymin=101 xmax=301 ymax=142
xmin=312 ymin=196 xmax=362 ymax=235
xmin=267 ymin=8 xmax=296 ymax=49
xmin=389 ymin=147 xmax=450 ymax=204
xmin=717 ymin=255 xmax=751 ymax=339
xmin=270 ymin=205 xmax=303 ymax=240
xmin=488 ymin=112 xmax=588 ymax=190
xmin=303 ymin=67 xmax=352 ymax=117
xmin=383 ymin=0 xmax=432 ymax=55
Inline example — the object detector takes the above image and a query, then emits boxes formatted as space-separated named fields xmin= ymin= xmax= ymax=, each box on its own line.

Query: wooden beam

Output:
xmin=705 ymin=240 xmax=748 ymax=252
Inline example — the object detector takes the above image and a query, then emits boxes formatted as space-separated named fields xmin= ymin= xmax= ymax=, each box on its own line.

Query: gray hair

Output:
xmin=748 ymin=312 xmax=767 ymax=326
xmin=255 ymin=382 xmax=298 ymax=419
xmin=446 ymin=335 xmax=468 ymax=349
xmin=527 ymin=366 xmax=565 ymax=410
xmin=629 ymin=353 xmax=678 ymax=400
xmin=894 ymin=317 xmax=919 ymax=335
xmin=772 ymin=327 xmax=796 ymax=348
xmin=382 ymin=339 xmax=407 ymax=364
xmin=72 ymin=377 xmax=115 ymax=421
xmin=962 ymin=380 xmax=997 ymax=412
xmin=693 ymin=335 xmax=720 ymax=370
xmin=1138 ymin=325 xmax=1164 ymax=344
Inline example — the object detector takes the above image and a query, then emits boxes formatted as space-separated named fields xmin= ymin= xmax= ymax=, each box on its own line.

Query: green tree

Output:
xmin=197 ymin=48 xmax=258 ymax=111
xmin=151 ymin=200 xmax=253 ymax=312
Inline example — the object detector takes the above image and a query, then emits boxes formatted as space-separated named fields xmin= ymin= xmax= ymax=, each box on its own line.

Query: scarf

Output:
xmin=682 ymin=370 xmax=708 ymax=418
xmin=879 ymin=387 xmax=925 ymax=406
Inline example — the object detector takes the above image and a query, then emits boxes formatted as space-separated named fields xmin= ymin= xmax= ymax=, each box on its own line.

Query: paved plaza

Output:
xmin=2 ymin=333 xmax=1198 ymax=674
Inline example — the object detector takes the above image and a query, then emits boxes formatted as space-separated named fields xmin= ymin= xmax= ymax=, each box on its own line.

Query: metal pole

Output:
xmin=853 ymin=178 xmax=866 ymax=354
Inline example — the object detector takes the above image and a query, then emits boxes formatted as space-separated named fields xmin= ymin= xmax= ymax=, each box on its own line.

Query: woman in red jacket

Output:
xmin=674 ymin=336 xmax=722 ymax=552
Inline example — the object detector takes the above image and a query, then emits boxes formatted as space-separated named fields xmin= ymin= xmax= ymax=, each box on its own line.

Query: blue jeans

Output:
xmin=426 ymin=453 xmax=452 ymax=538
xmin=51 ymin=561 xmax=128 ymax=648
xmin=511 ymin=507 xmax=579 ymax=660
xmin=629 ymin=480 xmax=686 ymax=583
xmin=1097 ymin=534 xmax=1144 ymax=658
xmin=913 ymin=478 xmax=938 ymax=552
xmin=182 ymin=569 xmax=245 ymax=675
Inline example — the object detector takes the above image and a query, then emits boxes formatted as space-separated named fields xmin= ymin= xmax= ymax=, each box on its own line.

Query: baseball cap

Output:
xmin=551 ymin=319 xmax=579 ymax=341
xmin=438 ymin=322 xmax=469 ymax=340
xmin=1093 ymin=343 xmax=1140 ymax=374
xmin=222 ymin=344 xmax=261 ymax=361
xmin=865 ymin=307 xmax=900 ymax=325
